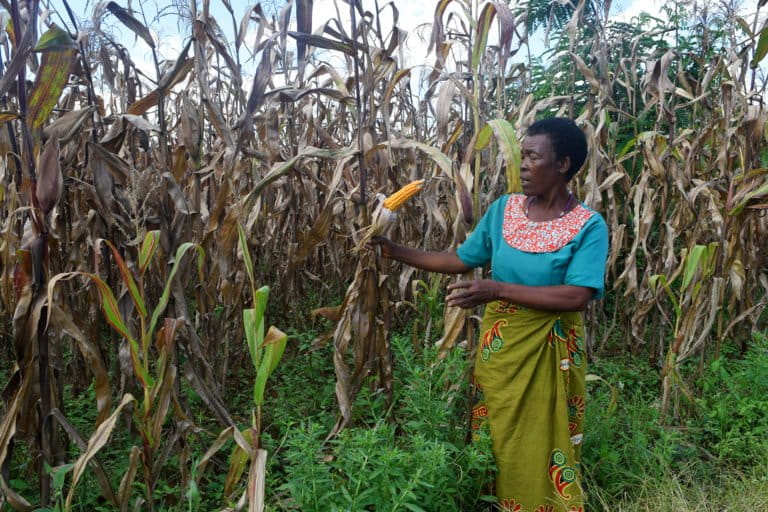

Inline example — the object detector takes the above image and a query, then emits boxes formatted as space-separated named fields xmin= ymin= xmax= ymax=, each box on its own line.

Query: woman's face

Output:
xmin=519 ymin=134 xmax=569 ymax=196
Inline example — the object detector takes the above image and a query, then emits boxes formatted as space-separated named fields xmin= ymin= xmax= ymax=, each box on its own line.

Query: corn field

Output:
xmin=1 ymin=0 xmax=767 ymax=509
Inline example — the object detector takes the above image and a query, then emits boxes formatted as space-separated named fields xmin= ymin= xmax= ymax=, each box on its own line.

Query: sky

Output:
xmin=47 ymin=0 xmax=767 ymax=86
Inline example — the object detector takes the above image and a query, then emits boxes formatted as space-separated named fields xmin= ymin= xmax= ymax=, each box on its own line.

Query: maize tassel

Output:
xmin=382 ymin=180 xmax=425 ymax=211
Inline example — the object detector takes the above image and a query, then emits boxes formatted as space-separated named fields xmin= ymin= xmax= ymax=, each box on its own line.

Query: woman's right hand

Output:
xmin=370 ymin=236 xmax=398 ymax=259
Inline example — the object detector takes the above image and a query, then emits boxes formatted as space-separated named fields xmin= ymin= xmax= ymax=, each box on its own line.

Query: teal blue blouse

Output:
xmin=456 ymin=194 xmax=609 ymax=299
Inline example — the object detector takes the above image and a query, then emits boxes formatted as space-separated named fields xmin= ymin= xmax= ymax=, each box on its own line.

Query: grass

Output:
xmin=5 ymin=319 xmax=768 ymax=511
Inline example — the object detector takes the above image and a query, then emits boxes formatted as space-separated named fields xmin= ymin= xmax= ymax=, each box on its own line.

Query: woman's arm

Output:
xmin=446 ymin=279 xmax=593 ymax=312
xmin=373 ymin=237 xmax=472 ymax=274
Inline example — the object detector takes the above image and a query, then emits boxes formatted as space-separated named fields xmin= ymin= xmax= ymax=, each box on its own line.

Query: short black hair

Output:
xmin=526 ymin=118 xmax=588 ymax=180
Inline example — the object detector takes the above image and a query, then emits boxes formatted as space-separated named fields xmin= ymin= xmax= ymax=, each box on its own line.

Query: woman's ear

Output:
xmin=557 ymin=156 xmax=571 ymax=176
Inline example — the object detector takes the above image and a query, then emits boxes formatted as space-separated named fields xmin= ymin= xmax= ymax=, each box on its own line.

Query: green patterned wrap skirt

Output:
xmin=472 ymin=300 xmax=586 ymax=512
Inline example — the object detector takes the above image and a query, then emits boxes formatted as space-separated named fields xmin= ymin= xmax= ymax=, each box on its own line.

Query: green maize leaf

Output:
xmin=752 ymin=21 xmax=768 ymax=68
xmin=224 ymin=428 xmax=252 ymax=496
xmin=736 ymin=16 xmax=753 ymax=37
xmin=253 ymin=326 xmax=288 ymax=406
xmin=648 ymin=273 xmax=664 ymax=294
xmin=705 ymin=242 xmax=719 ymax=276
xmin=28 ymin=43 xmax=76 ymax=130
xmin=243 ymin=309 xmax=258 ymax=370
xmin=148 ymin=243 xmax=204 ymax=344
xmin=474 ymin=124 xmax=493 ymax=151
xmin=46 ymin=272 xmax=150 ymax=388
xmin=649 ymin=273 xmax=681 ymax=318
xmin=245 ymin=286 xmax=270 ymax=370
xmin=617 ymin=137 xmax=636 ymax=158
xmin=138 ymin=230 xmax=160 ymax=277
xmin=729 ymin=181 xmax=768 ymax=215
xmin=471 ymin=3 xmax=497 ymax=73
xmin=484 ymin=119 xmax=521 ymax=193
xmin=98 ymin=239 xmax=147 ymax=318
xmin=34 ymin=24 xmax=75 ymax=52
xmin=682 ymin=245 xmax=707 ymax=291
xmin=237 ymin=223 xmax=257 ymax=302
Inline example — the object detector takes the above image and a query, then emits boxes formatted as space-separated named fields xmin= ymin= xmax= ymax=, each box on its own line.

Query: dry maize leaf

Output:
xmin=49 ymin=408 xmax=118 ymax=506
xmin=287 ymin=32 xmax=356 ymax=55
xmin=237 ymin=4 xmax=266 ymax=53
xmin=118 ymin=446 xmax=141 ymax=512
xmin=202 ymin=96 xmax=235 ymax=149
xmin=184 ymin=358 xmax=236 ymax=427
xmin=311 ymin=305 xmax=343 ymax=322
xmin=121 ymin=113 xmax=160 ymax=133
xmin=436 ymin=80 xmax=457 ymax=143
xmin=128 ymin=43 xmax=192 ymax=115
xmin=241 ymin=38 xmax=275 ymax=129
xmin=88 ymin=142 xmax=129 ymax=184
xmin=50 ymin=306 xmax=111 ymax=426
xmin=0 ymin=23 xmax=33 ymax=98
xmin=0 ymin=111 xmax=19 ymax=123
xmin=0 ymin=366 xmax=33 ymax=473
xmin=247 ymin=448 xmax=267 ymax=512
xmin=570 ymin=52 xmax=601 ymax=92
xmin=65 ymin=393 xmax=137 ymax=510
xmin=98 ymin=44 xmax=117 ymax=92
xmin=729 ymin=258 xmax=746 ymax=298
xmin=163 ymin=172 xmax=191 ymax=215
xmin=292 ymin=205 xmax=333 ymax=267
xmin=428 ymin=0 xmax=455 ymax=55
xmin=43 ymin=106 xmax=95 ymax=143
xmin=0 ymin=475 xmax=33 ymax=511
xmin=487 ymin=119 xmax=522 ymax=194
xmin=35 ymin=136 xmax=62 ymax=216
xmin=196 ymin=426 xmax=237 ymax=486
xmin=106 ymin=2 xmax=155 ymax=48
xmin=181 ymin=95 xmax=200 ymax=158
xmin=435 ymin=303 xmax=468 ymax=355
xmin=471 ymin=2 xmax=498 ymax=73
xmin=388 ymin=138 xmax=451 ymax=177
xmin=205 ymin=20 xmax=242 ymax=87
xmin=455 ymin=162 xmax=474 ymax=225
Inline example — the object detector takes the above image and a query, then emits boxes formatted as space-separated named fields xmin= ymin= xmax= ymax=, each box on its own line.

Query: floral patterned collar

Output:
xmin=502 ymin=194 xmax=594 ymax=253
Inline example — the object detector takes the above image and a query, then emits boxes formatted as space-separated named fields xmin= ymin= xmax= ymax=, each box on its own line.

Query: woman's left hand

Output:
xmin=446 ymin=280 xmax=501 ymax=309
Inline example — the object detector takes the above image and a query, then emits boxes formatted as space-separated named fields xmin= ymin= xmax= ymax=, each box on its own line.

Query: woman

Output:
xmin=375 ymin=117 xmax=608 ymax=511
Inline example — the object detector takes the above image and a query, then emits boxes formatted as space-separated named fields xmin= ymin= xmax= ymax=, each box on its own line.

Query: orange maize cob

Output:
xmin=382 ymin=180 xmax=425 ymax=211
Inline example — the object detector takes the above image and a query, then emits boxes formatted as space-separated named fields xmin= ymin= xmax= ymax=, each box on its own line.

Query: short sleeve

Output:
xmin=564 ymin=214 xmax=609 ymax=299
xmin=456 ymin=196 xmax=505 ymax=268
